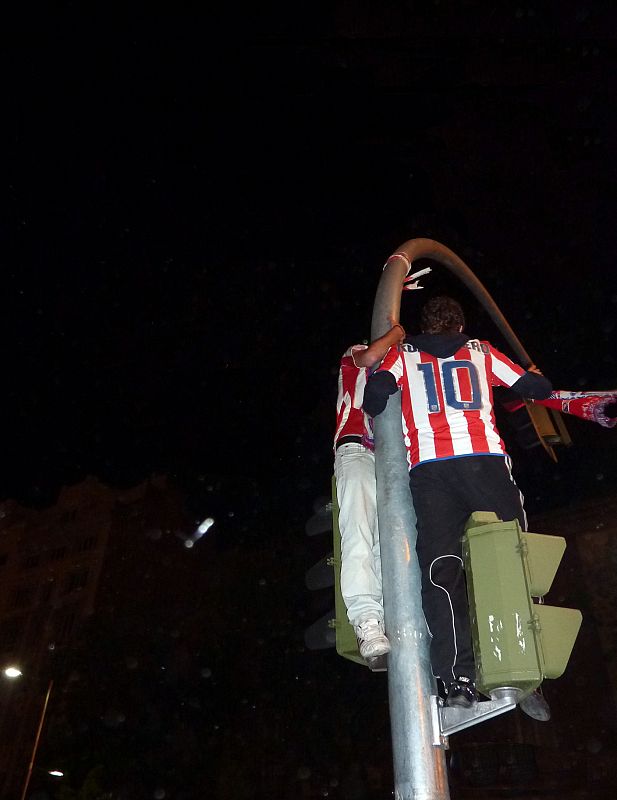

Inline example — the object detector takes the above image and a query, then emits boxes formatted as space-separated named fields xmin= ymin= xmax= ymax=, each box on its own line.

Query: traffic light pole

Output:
xmin=371 ymin=245 xmax=449 ymax=800
xmin=371 ymin=238 xmax=537 ymax=800
xmin=372 ymin=393 xmax=450 ymax=800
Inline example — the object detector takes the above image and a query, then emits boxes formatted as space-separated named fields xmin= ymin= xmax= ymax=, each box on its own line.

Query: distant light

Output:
xmin=48 ymin=770 xmax=64 ymax=777
xmin=183 ymin=539 xmax=194 ymax=548
xmin=197 ymin=517 xmax=214 ymax=535
xmin=3 ymin=667 xmax=22 ymax=679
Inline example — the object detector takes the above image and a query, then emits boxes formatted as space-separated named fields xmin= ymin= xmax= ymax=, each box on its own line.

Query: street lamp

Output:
xmin=2 ymin=666 xmax=54 ymax=800
xmin=20 ymin=678 xmax=54 ymax=800
xmin=3 ymin=665 xmax=23 ymax=679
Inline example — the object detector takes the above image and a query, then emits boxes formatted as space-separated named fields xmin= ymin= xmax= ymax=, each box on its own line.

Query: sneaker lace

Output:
xmin=357 ymin=620 xmax=382 ymax=639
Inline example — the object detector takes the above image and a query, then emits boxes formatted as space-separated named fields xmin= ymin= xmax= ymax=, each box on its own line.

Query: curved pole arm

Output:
xmin=372 ymin=238 xmax=533 ymax=368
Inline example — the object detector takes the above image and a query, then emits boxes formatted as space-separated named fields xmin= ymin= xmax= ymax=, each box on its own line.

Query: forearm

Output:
xmin=353 ymin=324 xmax=405 ymax=368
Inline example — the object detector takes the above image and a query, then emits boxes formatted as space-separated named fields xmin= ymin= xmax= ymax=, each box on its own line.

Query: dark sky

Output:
xmin=4 ymin=4 xmax=617 ymax=515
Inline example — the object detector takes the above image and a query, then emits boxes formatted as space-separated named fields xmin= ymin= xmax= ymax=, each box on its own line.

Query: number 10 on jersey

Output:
xmin=417 ymin=360 xmax=482 ymax=413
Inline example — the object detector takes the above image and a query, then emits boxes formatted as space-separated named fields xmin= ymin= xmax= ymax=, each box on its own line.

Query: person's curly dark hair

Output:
xmin=421 ymin=296 xmax=465 ymax=334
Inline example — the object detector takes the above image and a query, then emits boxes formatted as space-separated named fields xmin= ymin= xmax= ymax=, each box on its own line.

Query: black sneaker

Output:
xmin=445 ymin=676 xmax=477 ymax=709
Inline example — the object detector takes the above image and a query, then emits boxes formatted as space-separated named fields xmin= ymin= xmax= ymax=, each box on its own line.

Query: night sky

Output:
xmin=4 ymin=3 xmax=617 ymax=797
xmin=5 ymin=5 xmax=617 ymax=511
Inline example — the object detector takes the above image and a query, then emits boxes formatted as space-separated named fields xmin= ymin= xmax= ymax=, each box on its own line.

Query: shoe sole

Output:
xmin=360 ymin=646 xmax=391 ymax=659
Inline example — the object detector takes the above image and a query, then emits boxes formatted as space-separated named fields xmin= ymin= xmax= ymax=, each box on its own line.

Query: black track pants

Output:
xmin=409 ymin=455 xmax=526 ymax=686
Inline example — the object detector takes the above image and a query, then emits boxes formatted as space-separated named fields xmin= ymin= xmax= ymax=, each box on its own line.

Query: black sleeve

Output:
xmin=509 ymin=371 xmax=553 ymax=400
xmin=362 ymin=372 xmax=399 ymax=417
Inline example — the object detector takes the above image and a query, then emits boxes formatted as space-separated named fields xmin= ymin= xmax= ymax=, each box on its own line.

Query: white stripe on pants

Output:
xmin=334 ymin=443 xmax=384 ymax=627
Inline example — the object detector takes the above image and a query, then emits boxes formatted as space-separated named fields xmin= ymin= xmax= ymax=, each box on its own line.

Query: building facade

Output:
xmin=0 ymin=475 xmax=180 ymax=799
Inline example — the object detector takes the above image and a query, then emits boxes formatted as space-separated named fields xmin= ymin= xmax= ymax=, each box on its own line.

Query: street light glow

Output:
xmin=197 ymin=517 xmax=214 ymax=535
xmin=48 ymin=770 xmax=64 ymax=777
xmin=3 ymin=666 xmax=23 ymax=678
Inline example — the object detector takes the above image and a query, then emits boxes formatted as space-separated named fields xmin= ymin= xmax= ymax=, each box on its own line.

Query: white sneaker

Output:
xmin=355 ymin=619 xmax=391 ymax=659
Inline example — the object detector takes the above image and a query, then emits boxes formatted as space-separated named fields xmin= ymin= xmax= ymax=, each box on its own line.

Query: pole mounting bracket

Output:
xmin=430 ymin=688 xmax=520 ymax=747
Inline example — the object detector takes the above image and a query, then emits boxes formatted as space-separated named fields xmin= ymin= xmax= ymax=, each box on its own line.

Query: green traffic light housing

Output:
xmin=331 ymin=476 xmax=370 ymax=666
xmin=463 ymin=512 xmax=582 ymax=700
xmin=304 ymin=478 xmax=386 ymax=670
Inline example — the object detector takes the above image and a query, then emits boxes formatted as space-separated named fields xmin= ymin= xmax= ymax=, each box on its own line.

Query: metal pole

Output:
xmin=372 ymin=238 xmax=537 ymax=799
xmin=372 ymin=255 xmax=450 ymax=800
xmin=20 ymin=679 xmax=54 ymax=800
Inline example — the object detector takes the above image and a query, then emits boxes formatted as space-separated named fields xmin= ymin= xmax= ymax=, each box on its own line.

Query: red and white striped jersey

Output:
xmin=334 ymin=345 xmax=373 ymax=450
xmin=378 ymin=339 xmax=526 ymax=467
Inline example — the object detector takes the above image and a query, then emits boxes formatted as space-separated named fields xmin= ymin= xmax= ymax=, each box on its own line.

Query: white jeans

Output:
xmin=334 ymin=443 xmax=384 ymax=627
